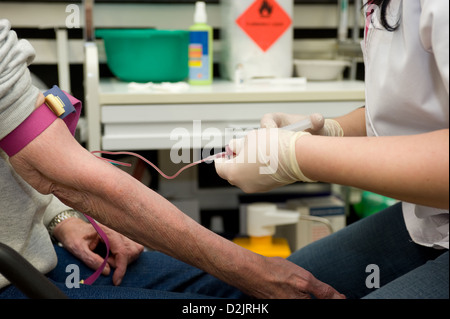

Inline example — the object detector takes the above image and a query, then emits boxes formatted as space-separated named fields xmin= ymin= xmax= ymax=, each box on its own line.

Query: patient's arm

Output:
xmin=9 ymin=118 xmax=344 ymax=299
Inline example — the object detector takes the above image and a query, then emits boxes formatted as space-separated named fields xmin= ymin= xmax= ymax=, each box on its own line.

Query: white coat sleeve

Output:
xmin=420 ymin=0 xmax=450 ymax=94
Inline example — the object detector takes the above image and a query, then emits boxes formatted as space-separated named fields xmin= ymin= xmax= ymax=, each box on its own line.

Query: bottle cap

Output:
xmin=194 ymin=1 xmax=207 ymax=24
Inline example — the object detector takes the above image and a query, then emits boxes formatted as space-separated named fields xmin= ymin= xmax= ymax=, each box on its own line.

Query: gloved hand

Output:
xmin=261 ymin=112 xmax=344 ymax=137
xmin=215 ymin=128 xmax=315 ymax=193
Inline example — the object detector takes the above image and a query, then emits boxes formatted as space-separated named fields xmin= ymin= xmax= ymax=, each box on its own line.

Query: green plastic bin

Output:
xmin=353 ymin=191 xmax=398 ymax=219
xmin=96 ymin=29 xmax=189 ymax=83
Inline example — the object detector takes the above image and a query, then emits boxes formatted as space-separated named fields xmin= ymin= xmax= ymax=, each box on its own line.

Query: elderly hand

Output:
xmin=215 ymin=128 xmax=315 ymax=193
xmin=261 ymin=112 xmax=344 ymax=137
xmin=238 ymin=254 xmax=345 ymax=299
xmin=53 ymin=217 xmax=144 ymax=286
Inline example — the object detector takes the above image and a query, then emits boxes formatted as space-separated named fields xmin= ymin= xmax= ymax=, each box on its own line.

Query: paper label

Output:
xmin=236 ymin=0 xmax=292 ymax=52
xmin=189 ymin=31 xmax=210 ymax=81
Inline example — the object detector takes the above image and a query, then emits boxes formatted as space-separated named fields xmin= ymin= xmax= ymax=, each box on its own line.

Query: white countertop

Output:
xmin=98 ymin=78 xmax=366 ymax=105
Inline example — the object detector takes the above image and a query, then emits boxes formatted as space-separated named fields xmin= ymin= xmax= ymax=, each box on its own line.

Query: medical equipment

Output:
xmin=233 ymin=117 xmax=312 ymax=139
xmin=92 ymin=149 xmax=232 ymax=180
xmin=279 ymin=117 xmax=312 ymax=132
xmin=233 ymin=203 xmax=299 ymax=258
xmin=93 ymin=118 xmax=313 ymax=179
xmin=0 ymin=85 xmax=80 ymax=157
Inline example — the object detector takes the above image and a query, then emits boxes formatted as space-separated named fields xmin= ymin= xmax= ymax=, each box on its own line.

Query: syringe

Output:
xmin=219 ymin=117 xmax=313 ymax=158
xmin=232 ymin=117 xmax=313 ymax=139
xmin=279 ymin=117 xmax=312 ymax=132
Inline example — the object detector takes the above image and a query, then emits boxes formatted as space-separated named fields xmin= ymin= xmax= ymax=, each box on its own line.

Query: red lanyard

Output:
xmin=81 ymin=215 xmax=110 ymax=285
xmin=365 ymin=1 xmax=376 ymax=42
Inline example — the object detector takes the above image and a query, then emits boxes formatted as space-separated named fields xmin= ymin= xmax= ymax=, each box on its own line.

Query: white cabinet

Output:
xmin=84 ymin=43 xmax=365 ymax=152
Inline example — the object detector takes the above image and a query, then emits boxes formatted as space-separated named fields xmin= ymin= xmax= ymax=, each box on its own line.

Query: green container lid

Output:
xmin=96 ymin=29 xmax=189 ymax=83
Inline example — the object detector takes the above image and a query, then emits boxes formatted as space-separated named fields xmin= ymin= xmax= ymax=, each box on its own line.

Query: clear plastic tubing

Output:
xmin=92 ymin=118 xmax=312 ymax=180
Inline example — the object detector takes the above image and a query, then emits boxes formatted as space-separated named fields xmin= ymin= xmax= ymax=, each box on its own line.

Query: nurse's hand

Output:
xmin=261 ymin=112 xmax=344 ymax=137
xmin=215 ymin=128 xmax=315 ymax=193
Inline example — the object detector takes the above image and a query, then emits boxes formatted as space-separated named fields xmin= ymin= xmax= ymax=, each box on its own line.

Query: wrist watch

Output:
xmin=47 ymin=209 xmax=81 ymax=239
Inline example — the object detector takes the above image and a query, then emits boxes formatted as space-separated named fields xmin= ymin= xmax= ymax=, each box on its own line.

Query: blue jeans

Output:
xmin=288 ymin=202 xmax=449 ymax=299
xmin=0 ymin=246 xmax=247 ymax=299
xmin=1 ymin=203 xmax=447 ymax=299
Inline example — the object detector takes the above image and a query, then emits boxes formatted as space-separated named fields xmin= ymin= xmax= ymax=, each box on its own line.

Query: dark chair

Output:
xmin=0 ymin=242 xmax=68 ymax=299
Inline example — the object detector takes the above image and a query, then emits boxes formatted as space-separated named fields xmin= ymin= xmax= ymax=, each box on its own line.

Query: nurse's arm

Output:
xmin=296 ymin=129 xmax=449 ymax=209
xmin=333 ymin=106 xmax=367 ymax=137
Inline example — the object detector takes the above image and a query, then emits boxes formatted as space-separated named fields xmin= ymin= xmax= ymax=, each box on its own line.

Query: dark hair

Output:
xmin=365 ymin=0 xmax=400 ymax=31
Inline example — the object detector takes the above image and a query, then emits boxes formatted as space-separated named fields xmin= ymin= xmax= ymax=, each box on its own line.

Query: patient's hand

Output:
xmin=231 ymin=253 xmax=345 ymax=299
xmin=53 ymin=217 xmax=144 ymax=286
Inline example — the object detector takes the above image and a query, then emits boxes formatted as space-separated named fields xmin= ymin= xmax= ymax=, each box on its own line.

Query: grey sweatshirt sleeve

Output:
xmin=0 ymin=19 xmax=40 ymax=140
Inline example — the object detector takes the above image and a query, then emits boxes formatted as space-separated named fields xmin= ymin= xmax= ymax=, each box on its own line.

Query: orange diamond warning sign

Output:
xmin=236 ymin=0 xmax=292 ymax=52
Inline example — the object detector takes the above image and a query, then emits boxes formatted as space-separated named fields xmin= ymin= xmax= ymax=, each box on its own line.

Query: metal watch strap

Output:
xmin=47 ymin=210 xmax=81 ymax=238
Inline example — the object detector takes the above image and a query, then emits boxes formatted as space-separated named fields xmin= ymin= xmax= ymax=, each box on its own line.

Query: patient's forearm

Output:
xmin=9 ymin=119 xmax=260 ymax=294
xmin=55 ymin=164 xmax=251 ymax=278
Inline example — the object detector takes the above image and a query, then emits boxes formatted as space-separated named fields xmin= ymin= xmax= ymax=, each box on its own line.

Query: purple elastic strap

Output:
xmin=0 ymin=86 xmax=81 ymax=156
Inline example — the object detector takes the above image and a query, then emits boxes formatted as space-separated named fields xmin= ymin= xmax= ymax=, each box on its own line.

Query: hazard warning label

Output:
xmin=236 ymin=0 xmax=292 ymax=52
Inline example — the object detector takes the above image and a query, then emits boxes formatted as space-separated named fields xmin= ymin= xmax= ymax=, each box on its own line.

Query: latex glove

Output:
xmin=215 ymin=128 xmax=315 ymax=193
xmin=53 ymin=217 xmax=144 ymax=286
xmin=261 ymin=112 xmax=344 ymax=137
